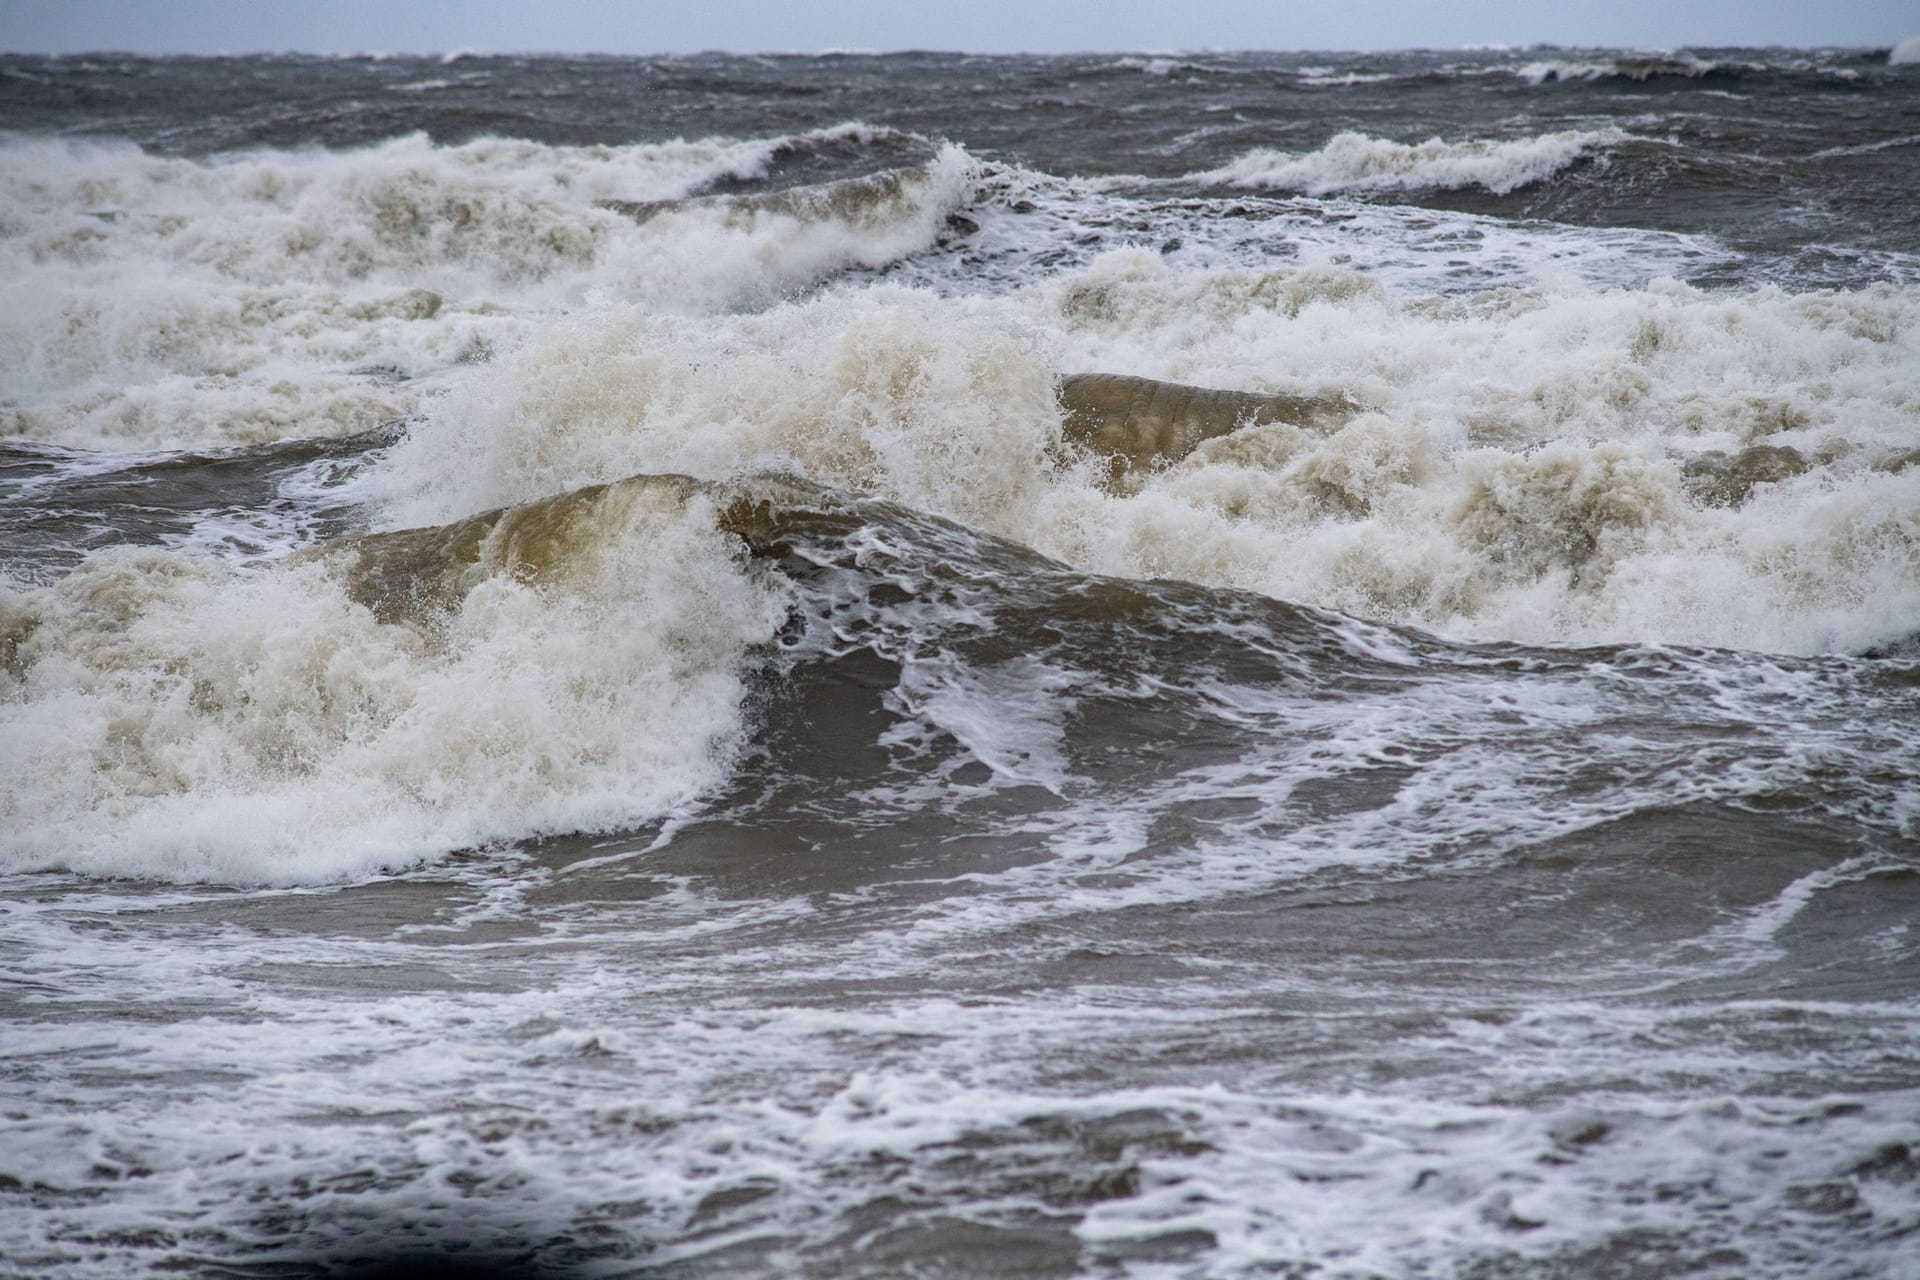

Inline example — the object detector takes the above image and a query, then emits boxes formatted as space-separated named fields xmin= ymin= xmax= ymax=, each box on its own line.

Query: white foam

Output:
xmin=0 ymin=126 xmax=952 ymax=451
xmin=1733 ymin=857 xmax=1907 ymax=948
xmin=0 ymin=485 xmax=791 ymax=883
xmin=7 ymin=877 xmax=1914 ymax=1278
xmin=1805 ymin=132 xmax=1920 ymax=160
xmin=887 ymin=651 xmax=1079 ymax=793
xmin=356 ymin=284 xmax=1063 ymax=532
xmin=361 ymin=250 xmax=1920 ymax=655
xmin=1889 ymin=36 xmax=1920 ymax=65
xmin=1193 ymin=128 xmax=1630 ymax=196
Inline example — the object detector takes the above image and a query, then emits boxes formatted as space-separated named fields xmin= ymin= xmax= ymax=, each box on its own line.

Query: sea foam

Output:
xmin=0 ymin=478 xmax=791 ymax=882
xmin=358 ymin=252 xmax=1920 ymax=656
xmin=0 ymin=126 xmax=961 ymax=450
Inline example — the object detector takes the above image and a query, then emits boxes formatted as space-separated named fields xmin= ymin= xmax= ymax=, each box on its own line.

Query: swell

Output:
xmin=704 ymin=475 xmax=1920 ymax=923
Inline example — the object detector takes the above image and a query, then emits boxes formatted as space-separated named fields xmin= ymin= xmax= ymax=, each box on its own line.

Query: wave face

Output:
xmin=3 ymin=48 xmax=1919 ymax=1280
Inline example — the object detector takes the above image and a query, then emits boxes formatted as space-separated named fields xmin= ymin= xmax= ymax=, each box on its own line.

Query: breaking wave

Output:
xmin=356 ymin=252 xmax=1920 ymax=656
xmin=0 ymin=126 xmax=970 ymax=450
xmin=1511 ymin=53 xmax=1743 ymax=84
xmin=0 ymin=475 xmax=791 ymax=882
xmin=1192 ymin=128 xmax=1629 ymax=196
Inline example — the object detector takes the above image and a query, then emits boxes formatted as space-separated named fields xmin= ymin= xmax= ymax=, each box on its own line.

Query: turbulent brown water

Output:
xmin=2 ymin=45 xmax=1919 ymax=1280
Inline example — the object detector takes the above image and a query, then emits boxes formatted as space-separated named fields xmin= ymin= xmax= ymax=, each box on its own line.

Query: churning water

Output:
xmin=3 ymin=45 xmax=1919 ymax=1279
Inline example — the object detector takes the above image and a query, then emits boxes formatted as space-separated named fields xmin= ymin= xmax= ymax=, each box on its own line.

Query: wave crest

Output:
xmin=0 ymin=125 xmax=956 ymax=451
xmin=0 ymin=476 xmax=792 ymax=882
xmin=1193 ymin=128 xmax=1627 ymax=196
xmin=1513 ymin=53 xmax=1737 ymax=84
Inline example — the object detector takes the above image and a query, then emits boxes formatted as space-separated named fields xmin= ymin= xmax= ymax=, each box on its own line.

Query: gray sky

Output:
xmin=2 ymin=0 xmax=1914 ymax=55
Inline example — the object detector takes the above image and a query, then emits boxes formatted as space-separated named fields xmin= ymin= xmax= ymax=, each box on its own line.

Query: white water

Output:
xmin=1192 ymin=128 xmax=1630 ymax=196
xmin=0 ymin=126 xmax=964 ymax=449
xmin=6 ymin=129 xmax=1920 ymax=886
xmin=0 ymin=482 xmax=790 ymax=882
xmin=3 ymin=111 xmax=1918 ymax=1280
xmin=355 ymin=248 xmax=1920 ymax=657
xmin=4 ymin=840 xmax=1915 ymax=1276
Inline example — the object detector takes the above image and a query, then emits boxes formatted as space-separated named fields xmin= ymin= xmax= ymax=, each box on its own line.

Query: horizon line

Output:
xmin=2 ymin=39 xmax=1907 ymax=59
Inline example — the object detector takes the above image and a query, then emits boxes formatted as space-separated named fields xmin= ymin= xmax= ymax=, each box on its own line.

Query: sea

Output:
xmin=2 ymin=43 xmax=1919 ymax=1280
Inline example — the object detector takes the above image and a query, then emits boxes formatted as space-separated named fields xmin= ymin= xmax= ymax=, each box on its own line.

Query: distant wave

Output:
xmin=1511 ymin=53 xmax=1745 ymax=84
xmin=1191 ymin=128 xmax=1627 ymax=196
xmin=1113 ymin=56 xmax=1187 ymax=77
xmin=1291 ymin=65 xmax=1402 ymax=87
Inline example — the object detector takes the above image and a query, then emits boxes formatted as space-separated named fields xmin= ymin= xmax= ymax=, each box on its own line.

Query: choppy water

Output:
xmin=3 ymin=46 xmax=1919 ymax=1279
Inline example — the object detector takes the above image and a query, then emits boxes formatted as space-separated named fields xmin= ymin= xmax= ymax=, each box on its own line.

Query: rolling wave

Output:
xmin=1190 ymin=128 xmax=1629 ymax=196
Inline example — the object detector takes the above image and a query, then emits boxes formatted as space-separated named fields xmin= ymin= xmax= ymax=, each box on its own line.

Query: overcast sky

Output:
xmin=2 ymin=0 xmax=1914 ymax=56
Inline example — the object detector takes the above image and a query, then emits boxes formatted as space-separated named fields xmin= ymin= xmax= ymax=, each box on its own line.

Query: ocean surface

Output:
xmin=3 ymin=44 xmax=1919 ymax=1279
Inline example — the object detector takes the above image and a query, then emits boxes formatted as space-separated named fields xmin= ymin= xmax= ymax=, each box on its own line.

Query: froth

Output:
xmin=0 ymin=127 xmax=960 ymax=451
xmin=360 ymin=286 xmax=1063 ymax=533
xmin=1194 ymin=128 xmax=1629 ymax=196
xmin=0 ymin=479 xmax=790 ymax=882
xmin=1039 ymin=255 xmax=1920 ymax=651
xmin=363 ymin=249 xmax=1920 ymax=655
